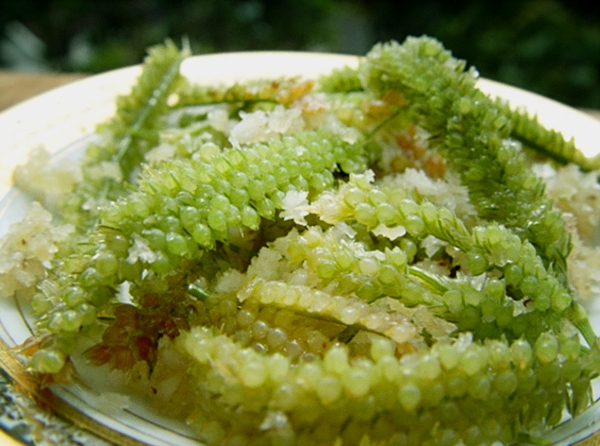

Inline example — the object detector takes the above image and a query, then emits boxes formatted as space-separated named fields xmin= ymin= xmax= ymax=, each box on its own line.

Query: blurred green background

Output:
xmin=2 ymin=0 xmax=600 ymax=108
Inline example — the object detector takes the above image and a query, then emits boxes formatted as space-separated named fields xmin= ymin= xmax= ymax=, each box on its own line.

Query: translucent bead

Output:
xmin=127 ymin=194 xmax=151 ymax=219
xmin=283 ymin=340 xmax=304 ymax=358
xmin=141 ymin=228 xmax=166 ymax=250
xmin=316 ymin=261 xmax=337 ymax=279
xmin=436 ymin=343 xmax=459 ymax=370
xmin=150 ymin=251 xmax=171 ymax=274
xmin=252 ymin=320 xmax=269 ymax=340
xmin=298 ymin=362 xmax=322 ymax=388
xmin=417 ymin=354 xmax=441 ymax=381
xmin=339 ymin=303 xmax=364 ymax=325
xmin=534 ymin=332 xmax=558 ymax=364
xmin=398 ymin=383 xmax=421 ymax=411
xmin=305 ymin=330 xmax=328 ymax=354
xmin=324 ymin=346 xmax=349 ymax=375
xmin=240 ymin=206 xmax=261 ymax=230
xmin=460 ymin=345 xmax=488 ymax=376
xmin=510 ymin=338 xmax=533 ymax=370
xmin=282 ymin=287 xmax=301 ymax=306
xmin=358 ymin=257 xmax=380 ymax=275
xmin=228 ymin=181 xmax=250 ymax=207
xmin=267 ymin=353 xmax=291 ymax=381
xmin=166 ymin=232 xmax=188 ymax=255
xmin=272 ymin=384 xmax=300 ymax=411
xmin=342 ymin=367 xmax=371 ymax=397
xmin=61 ymin=309 xmax=84 ymax=333
xmin=445 ymin=374 xmax=467 ymax=398
xmin=30 ymin=348 xmax=66 ymax=374
xmin=198 ymin=142 xmax=220 ymax=161
xmin=160 ymin=215 xmax=182 ymax=233
xmin=467 ymin=375 xmax=490 ymax=400
xmin=493 ymin=369 xmax=518 ymax=396
xmin=333 ymin=249 xmax=354 ymax=270
xmin=267 ymin=328 xmax=288 ymax=350
xmin=239 ymin=361 xmax=267 ymax=388
xmin=344 ymin=187 xmax=367 ymax=207
xmin=191 ymin=223 xmax=212 ymax=246
xmin=354 ymin=203 xmax=378 ymax=228
xmin=466 ymin=250 xmax=488 ymax=276
xmin=62 ymin=286 xmax=86 ymax=308
xmin=31 ymin=293 xmax=52 ymax=314
xmin=316 ymin=376 xmax=342 ymax=404
xmin=236 ymin=309 xmax=255 ymax=328
xmin=207 ymin=209 xmax=227 ymax=232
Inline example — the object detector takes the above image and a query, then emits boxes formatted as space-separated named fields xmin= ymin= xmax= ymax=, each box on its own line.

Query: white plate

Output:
xmin=1 ymin=51 xmax=600 ymax=445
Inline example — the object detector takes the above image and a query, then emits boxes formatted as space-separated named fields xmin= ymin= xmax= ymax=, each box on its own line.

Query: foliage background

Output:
xmin=2 ymin=0 xmax=600 ymax=108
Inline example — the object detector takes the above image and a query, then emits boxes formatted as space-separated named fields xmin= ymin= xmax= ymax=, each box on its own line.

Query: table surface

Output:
xmin=0 ymin=70 xmax=87 ymax=112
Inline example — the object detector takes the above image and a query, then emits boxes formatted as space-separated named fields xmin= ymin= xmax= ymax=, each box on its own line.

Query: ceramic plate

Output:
xmin=1 ymin=52 xmax=600 ymax=445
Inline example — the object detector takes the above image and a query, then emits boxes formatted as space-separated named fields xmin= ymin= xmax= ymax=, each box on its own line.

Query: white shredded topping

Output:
xmin=280 ymin=190 xmax=310 ymax=225
xmin=86 ymin=161 xmax=123 ymax=182
xmin=229 ymin=105 xmax=305 ymax=148
xmin=371 ymin=223 xmax=406 ymax=241
xmin=421 ymin=235 xmax=447 ymax=257
xmin=127 ymin=233 xmax=157 ymax=264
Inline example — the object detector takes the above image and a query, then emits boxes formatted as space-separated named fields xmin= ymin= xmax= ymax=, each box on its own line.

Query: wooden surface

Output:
xmin=0 ymin=70 xmax=87 ymax=112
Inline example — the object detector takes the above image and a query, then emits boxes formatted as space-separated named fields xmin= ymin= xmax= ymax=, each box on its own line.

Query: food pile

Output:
xmin=2 ymin=36 xmax=600 ymax=445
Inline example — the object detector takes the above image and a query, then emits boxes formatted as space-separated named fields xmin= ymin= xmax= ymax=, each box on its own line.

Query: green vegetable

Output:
xmin=3 ymin=36 xmax=600 ymax=445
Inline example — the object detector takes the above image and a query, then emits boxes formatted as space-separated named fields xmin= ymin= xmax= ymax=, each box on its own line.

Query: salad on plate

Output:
xmin=2 ymin=36 xmax=600 ymax=445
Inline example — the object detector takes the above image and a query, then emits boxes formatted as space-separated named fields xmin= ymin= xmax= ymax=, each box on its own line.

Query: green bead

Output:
xmin=403 ymin=215 xmax=425 ymax=237
xmin=535 ymin=332 xmax=559 ymax=364
xmin=493 ymin=370 xmax=518 ymax=396
xmin=254 ymin=198 xmax=275 ymax=219
xmin=241 ymin=206 xmax=261 ymax=230
xmin=80 ymin=267 xmax=102 ymax=287
xmin=106 ymin=234 xmax=130 ymax=257
xmin=398 ymin=383 xmax=421 ymax=411
xmin=150 ymin=251 xmax=172 ymax=274
xmin=229 ymin=187 xmax=250 ymax=208
xmin=247 ymin=180 xmax=266 ymax=201
xmin=344 ymin=187 xmax=367 ymax=207
xmin=141 ymin=228 xmax=166 ymax=250
xmin=30 ymin=348 xmax=66 ymax=374
xmin=180 ymin=206 xmax=201 ymax=231
xmin=127 ymin=194 xmax=151 ymax=218
xmin=551 ymin=289 xmax=571 ymax=312
xmin=63 ymin=286 xmax=86 ymax=307
xmin=316 ymin=261 xmax=337 ymax=279
xmin=207 ymin=209 xmax=227 ymax=232
xmin=511 ymin=339 xmax=533 ymax=369
xmin=376 ymin=202 xmax=399 ymax=225
xmin=504 ymin=263 xmax=523 ymax=286
xmin=354 ymin=202 xmax=378 ymax=228
xmin=467 ymin=250 xmax=488 ymax=275
xmin=520 ymin=275 xmax=539 ymax=296
xmin=484 ymin=278 xmax=505 ymax=301
xmin=211 ymin=194 xmax=230 ymax=211
xmin=192 ymin=223 xmax=213 ymax=247
xmin=61 ymin=309 xmax=84 ymax=332
xmin=31 ymin=293 xmax=52 ymax=314
xmin=166 ymin=232 xmax=189 ymax=255
xmin=94 ymin=252 xmax=118 ymax=277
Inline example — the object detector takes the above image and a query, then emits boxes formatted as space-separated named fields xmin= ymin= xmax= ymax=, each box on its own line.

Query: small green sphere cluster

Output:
xmin=4 ymin=36 xmax=600 ymax=446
